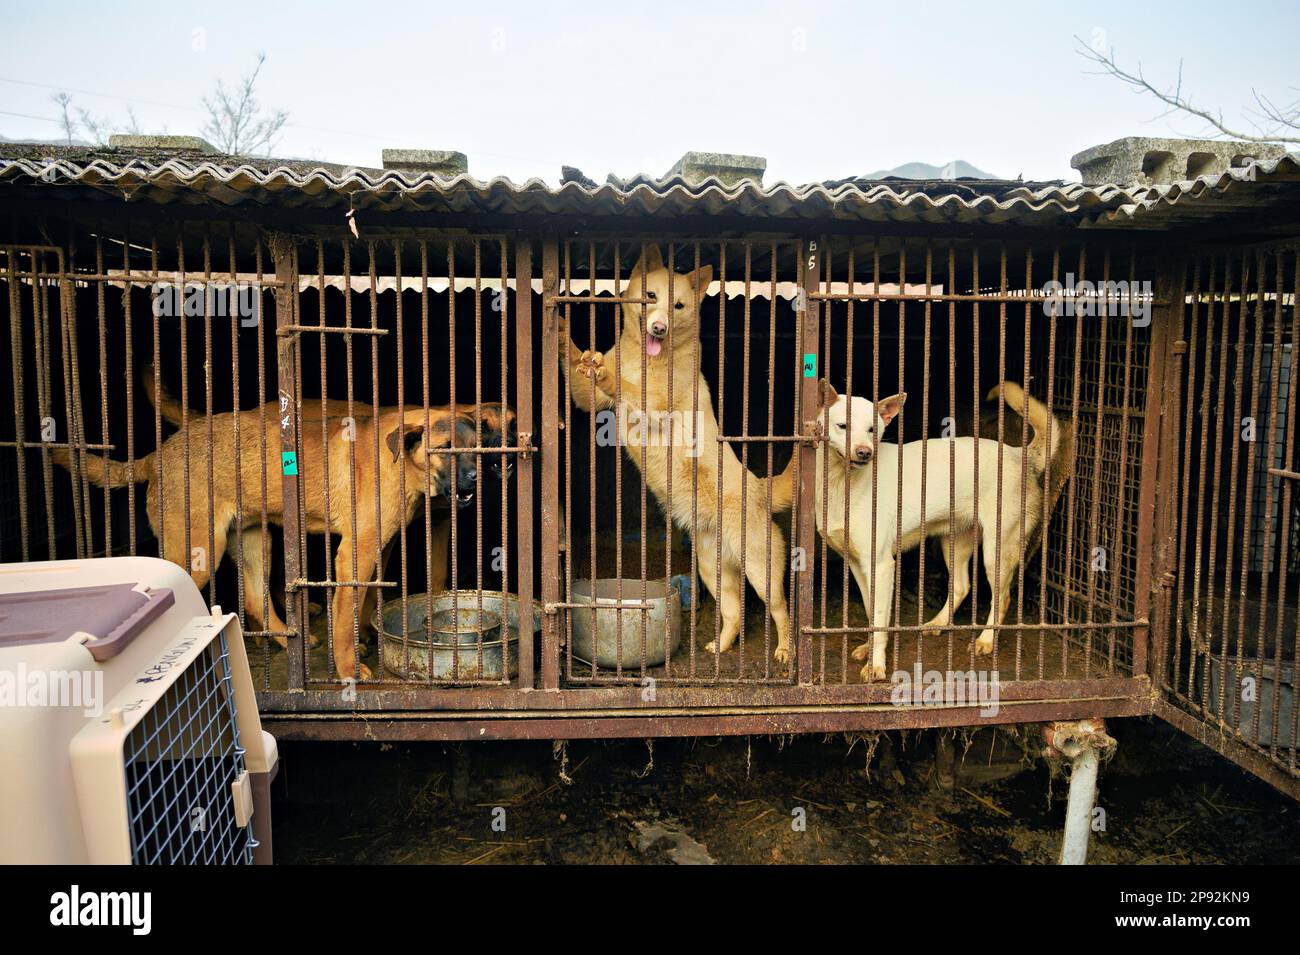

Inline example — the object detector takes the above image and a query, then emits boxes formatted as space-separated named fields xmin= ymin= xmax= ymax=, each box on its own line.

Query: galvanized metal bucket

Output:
xmin=376 ymin=591 xmax=540 ymax=681
xmin=570 ymin=578 xmax=682 ymax=669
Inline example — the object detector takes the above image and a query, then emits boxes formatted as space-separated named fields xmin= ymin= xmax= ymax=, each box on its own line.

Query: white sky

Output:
xmin=2 ymin=0 xmax=1296 ymax=185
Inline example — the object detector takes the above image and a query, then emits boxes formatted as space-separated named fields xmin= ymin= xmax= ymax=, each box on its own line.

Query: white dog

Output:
xmin=809 ymin=379 xmax=1073 ymax=682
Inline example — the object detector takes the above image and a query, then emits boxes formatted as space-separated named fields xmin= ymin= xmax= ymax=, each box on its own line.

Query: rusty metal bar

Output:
xmin=271 ymin=234 xmax=307 ymax=690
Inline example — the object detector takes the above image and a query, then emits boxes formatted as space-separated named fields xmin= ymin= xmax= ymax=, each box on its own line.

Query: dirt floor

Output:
xmin=269 ymin=719 xmax=1298 ymax=864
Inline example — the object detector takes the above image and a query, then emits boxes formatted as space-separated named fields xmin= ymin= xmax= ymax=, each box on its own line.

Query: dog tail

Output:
xmin=766 ymin=449 xmax=799 ymax=514
xmin=986 ymin=380 xmax=1076 ymax=548
xmin=139 ymin=363 xmax=187 ymax=427
xmin=52 ymin=447 xmax=153 ymax=487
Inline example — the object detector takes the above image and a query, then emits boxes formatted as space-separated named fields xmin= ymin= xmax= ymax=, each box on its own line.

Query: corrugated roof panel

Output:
xmin=0 ymin=148 xmax=1295 ymax=231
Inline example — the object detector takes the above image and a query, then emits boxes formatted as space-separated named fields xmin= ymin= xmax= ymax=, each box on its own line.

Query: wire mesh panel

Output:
xmin=806 ymin=237 xmax=1151 ymax=687
xmin=278 ymin=235 xmax=528 ymax=688
xmin=1162 ymin=244 xmax=1298 ymax=785
xmin=551 ymin=237 xmax=805 ymax=686
xmin=124 ymin=629 xmax=254 ymax=865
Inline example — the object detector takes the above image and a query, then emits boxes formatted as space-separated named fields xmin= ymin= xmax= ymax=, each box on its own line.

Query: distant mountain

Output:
xmin=863 ymin=159 xmax=1001 ymax=180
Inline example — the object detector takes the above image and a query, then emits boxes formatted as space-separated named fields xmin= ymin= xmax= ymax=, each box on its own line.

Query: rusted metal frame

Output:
xmin=917 ymin=244 xmax=932 ymax=677
xmin=713 ymin=243 xmax=726 ymax=680
xmin=1190 ymin=254 xmax=1242 ymax=712
xmin=1105 ymin=248 xmax=1138 ymax=674
xmin=271 ymin=234 xmax=307 ymax=690
xmin=60 ymin=240 xmax=90 ymax=559
xmin=418 ymin=240 xmax=434 ymax=682
xmin=1250 ymin=248 xmax=1287 ymax=750
xmin=203 ymin=233 xmax=217 ymax=608
xmin=840 ymin=245 xmax=855 ymax=683
xmin=3 ymin=248 xmax=32 ymax=559
xmin=656 ymin=243 xmax=671 ymax=682
xmin=1082 ymin=251 xmax=1111 ymax=679
xmin=968 ymin=245 xmax=980 ymax=671
xmin=1153 ymin=699 xmax=1299 ymax=799
xmin=151 ymin=238 xmax=164 ymax=565
xmin=1230 ymin=252 xmax=1266 ymax=730
xmin=1175 ymin=257 xmax=1211 ymax=696
xmin=94 ymin=235 xmax=111 ymax=557
xmin=892 ymin=244 xmax=906 ymax=677
xmin=1013 ymin=247 xmax=1033 ymax=682
xmin=1136 ymin=253 xmax=1186 ymax=688
xmin=1214 ymin=252 xmax=1260 ymax=723
xmin=265 ymin=693 xmax=1155 ymax=744
xmin=539 ymin=236 xmax=561 ymax=689
xmin=766 ymin=241 xmax=780 ymax=678
xmin=447 ymin=238 xmax=461 ymax=680
xmin=256 ymin=672 xmax=1149 ymax=714
xmin=990 ymin=245 xmax=1008 ymax=672
xmin=689 ymin=241 xmax=703 ymax=680
xmin=1062 ymin=244 xmax=1087 ymax=679
xmin=946 ymin=243 xmax=958 ymax=674
xmin=312 ymin=240 xmax=334 ymax=684
xmin=817 ymin=243 xmax=832 ymax=683
xmin=468 ymin=239 xmax=486 ymax=679
xmin=393 ymin=237 xmax=411 ymax=684
xmin=514 ymin=237 xmax=535 ymax=689
xmin=795 ymin=236 xmax=821 ymax=685
xmin=738 ymin=243 xmax=752 ymax=678
xmin=1281 ymin=247 xmax=1300 ymax=768
xmin=562 ymin=238 xmax=578 ymax=682
xmin=177 ymin=232 xmax=192 ymax=577
xmin=498 ymin=237 xmax=511 ymax=685
xmin=225 ymin=231 xmax=247 ymax=660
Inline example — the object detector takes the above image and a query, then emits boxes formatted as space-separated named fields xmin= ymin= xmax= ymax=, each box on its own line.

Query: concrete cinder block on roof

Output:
xmin=666 ymin=151 xmax=766 ymax=187
xmin=381 ymin=149 xmax=468 ymax=177
xmin=108 ymin=134 xmax=216 ymax=154
xmin=1070 ymin=137 xmax=1288 ymax=186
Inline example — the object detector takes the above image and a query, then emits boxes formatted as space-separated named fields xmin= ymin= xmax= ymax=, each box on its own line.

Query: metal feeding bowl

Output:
xmin=375 ymin=591 xmax=540 ymax=682
xmin=570 ymin=578 xmax=682 ymax=669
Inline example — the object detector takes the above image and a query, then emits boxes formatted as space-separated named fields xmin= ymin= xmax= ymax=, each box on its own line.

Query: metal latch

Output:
xmin=231 ymin=770 xmax=254 ymax=828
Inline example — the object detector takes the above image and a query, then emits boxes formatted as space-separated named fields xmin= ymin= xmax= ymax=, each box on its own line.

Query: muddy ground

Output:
xmin=270 ymin=718 xmax=1297 ymax=864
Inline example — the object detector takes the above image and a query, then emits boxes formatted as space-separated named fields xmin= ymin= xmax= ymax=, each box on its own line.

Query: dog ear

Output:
xmin=877 ymin=392 xmax=907 ymax=427
xmin=628 ymin=245 xmax=664 ymax=286
xmin=818 ymin=378 xmax=839 ymax=409
xmin=385 ymin=422 xmax=425 ymax=462
xmin=685 ymin=264 xmax=713 ymax=296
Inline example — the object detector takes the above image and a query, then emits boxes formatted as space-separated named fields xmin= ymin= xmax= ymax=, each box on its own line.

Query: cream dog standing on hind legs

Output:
xmin=559 ymin=246 xmax=796 ymax=664
xmin=798 ymin=378 xmax=1074 ymax=682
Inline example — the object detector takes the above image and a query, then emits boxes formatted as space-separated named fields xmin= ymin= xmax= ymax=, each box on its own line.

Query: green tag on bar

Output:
xmin=803 ymin=353 xmax=817 ymax=378
xmin=281 ymin=451 xmax=299 ymax=476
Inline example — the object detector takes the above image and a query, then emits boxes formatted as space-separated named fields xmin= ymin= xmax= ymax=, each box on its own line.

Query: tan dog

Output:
xmin=799 ymin=379 xmax=1074 ymax=681
xmin=139 ymin=370 xmax=517 ymax=599
xmin=560 ymin=246 xmax=796 ymax=664
xmin=55 ymin=386 xmax=480 ymax=681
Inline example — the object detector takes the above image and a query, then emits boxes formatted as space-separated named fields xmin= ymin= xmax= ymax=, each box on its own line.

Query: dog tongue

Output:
xmin=645 ymin=335 xmax=663 ymax=357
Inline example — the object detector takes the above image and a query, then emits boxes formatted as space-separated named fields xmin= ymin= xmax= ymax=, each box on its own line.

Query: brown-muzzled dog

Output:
xmin=559 ymin=246 xmax=796 ymax=665
xmin=55 ymin=376 xmax=485 ymax=680
xmin=138 ymin=369 xmax=517 ymax=602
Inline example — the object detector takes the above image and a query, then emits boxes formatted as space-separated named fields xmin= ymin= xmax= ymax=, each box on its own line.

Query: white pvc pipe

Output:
xmin=1058 ymin=745 xmax=1100 ymax=865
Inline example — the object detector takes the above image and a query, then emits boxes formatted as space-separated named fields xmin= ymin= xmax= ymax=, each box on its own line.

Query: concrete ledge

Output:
xmin=108 ymin=134 xmax=217 ymax=154
xmin=1070 ymin=136 xmax=1288 ymax=186
xmin=666 ymin=150 xmax=766 ymax=187
xmin=381 ymin=149 xmax=468 ymax=177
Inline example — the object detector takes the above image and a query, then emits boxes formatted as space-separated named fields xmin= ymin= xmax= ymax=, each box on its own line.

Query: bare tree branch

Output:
xmin=50 ymin=92 xmax=77 ymax=146
xmin=200 ymin=52 xmax=289 ymax=156
xmin=1074 ymin=36 xmax=1300 ymax=144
